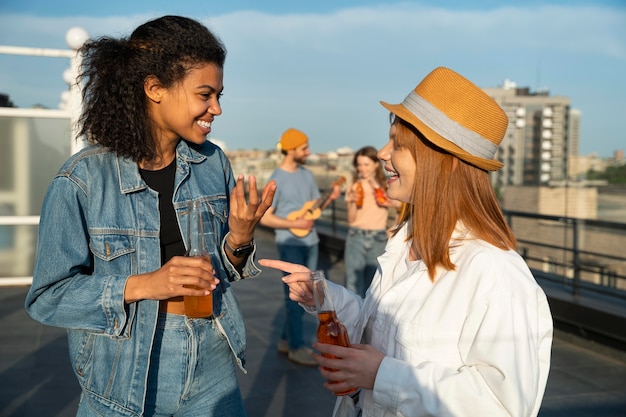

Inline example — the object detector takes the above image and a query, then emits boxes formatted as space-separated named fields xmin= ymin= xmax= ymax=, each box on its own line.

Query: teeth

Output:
xmin=198 ymin=120 xmax=211 ymax=128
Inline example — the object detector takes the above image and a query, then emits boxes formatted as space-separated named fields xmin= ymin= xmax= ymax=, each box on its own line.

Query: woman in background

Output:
xmin=344 ymin=146 xmax=396 ymax=297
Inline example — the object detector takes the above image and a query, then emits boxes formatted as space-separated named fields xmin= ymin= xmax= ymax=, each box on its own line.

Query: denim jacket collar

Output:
xmin=117 ymin=140 xmax=207 ymax=194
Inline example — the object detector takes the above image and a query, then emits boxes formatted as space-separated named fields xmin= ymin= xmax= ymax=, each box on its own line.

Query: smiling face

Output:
xmin=377 ymin=123 xmax=416 ymax=203
xmin=147 ymin=62 xmax=224 ymax=147
xmin=355 ymin=155 xmax=379 ymax=180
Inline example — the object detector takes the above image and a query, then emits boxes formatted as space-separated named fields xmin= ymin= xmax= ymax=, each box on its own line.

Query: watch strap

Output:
xmin=224 ymin=236 xmax=255 ymax=257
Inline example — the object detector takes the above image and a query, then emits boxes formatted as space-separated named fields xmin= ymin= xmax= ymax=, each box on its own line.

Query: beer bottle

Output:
xmin=183 ymin=200 xmax=213 ymax=318
xmin=354 ymin=182 xmax=364 ymax=208
xmin=374 ymin=187 xmax=388 ymax=205
xmin=311 ymin=270 xmax=357 ymax=396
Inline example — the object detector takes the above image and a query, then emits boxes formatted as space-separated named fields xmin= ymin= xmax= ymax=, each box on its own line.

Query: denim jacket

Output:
xmin=25 ymin=140 xmax=259 ymax=416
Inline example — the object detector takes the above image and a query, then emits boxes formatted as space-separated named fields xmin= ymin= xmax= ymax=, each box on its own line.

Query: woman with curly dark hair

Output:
xmin=25 ymin=15 xmax=275 ymax=417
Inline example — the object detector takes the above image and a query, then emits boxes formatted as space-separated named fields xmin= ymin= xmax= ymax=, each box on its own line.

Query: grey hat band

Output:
xmin=402 ymin=91 xmax=497 ymax=160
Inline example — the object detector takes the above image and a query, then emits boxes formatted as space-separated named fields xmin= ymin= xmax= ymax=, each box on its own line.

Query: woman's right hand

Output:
xmin=258 ymin=259 xmax=314 ymax=306
xmin=124 ymin=255 xmax=219 ymax=303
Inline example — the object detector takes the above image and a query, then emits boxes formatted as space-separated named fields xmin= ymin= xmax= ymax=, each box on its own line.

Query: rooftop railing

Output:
xmin=315 ymin=194 xmax=626 ymax=304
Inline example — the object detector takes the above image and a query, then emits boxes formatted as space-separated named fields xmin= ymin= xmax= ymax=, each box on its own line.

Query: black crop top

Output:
xmin=139 ymin=160 xmax=186 ymax=265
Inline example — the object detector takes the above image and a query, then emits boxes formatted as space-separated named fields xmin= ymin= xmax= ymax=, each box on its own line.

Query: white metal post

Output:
xmin=0 ymin=26 xmax=90 ymax=155
xmin=65 ymin=27 xmax=90 ymax=155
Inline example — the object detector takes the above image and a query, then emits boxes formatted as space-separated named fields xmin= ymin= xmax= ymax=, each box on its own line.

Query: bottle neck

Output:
xmin=312 ymin=270 xmax=335 ymax=313
xmin=187 ymin=201 xmax=207 ymax=257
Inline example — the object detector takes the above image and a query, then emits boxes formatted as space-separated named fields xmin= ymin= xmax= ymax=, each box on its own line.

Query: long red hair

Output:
xmin=390 ymin=117 xmax=516 ymax=281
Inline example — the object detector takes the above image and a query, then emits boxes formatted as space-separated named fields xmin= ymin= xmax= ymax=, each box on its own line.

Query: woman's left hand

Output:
xmin=228 ymin=175 xmax=276 ymax=244
xmin=313 ymin=343 xmax=385 ymax=393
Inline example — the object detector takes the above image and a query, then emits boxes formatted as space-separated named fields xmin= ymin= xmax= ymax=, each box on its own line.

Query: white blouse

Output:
xmin=327 ymin=223 xmax=553 ymax=417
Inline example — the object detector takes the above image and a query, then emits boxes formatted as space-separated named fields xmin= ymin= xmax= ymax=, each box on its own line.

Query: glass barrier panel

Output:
xmin=0 ymin=113 xmax=71 ymax=283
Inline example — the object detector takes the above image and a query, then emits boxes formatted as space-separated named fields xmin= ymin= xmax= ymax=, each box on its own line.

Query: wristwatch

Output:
xmin=224 ymin=238 xmax=255 ymax=258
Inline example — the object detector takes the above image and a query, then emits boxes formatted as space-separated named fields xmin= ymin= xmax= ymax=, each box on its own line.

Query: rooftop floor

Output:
xmin=1 ymin=228 xmax=625 ymax=417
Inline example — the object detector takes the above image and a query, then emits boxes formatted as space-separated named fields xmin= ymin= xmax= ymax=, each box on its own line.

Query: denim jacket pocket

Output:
xmin=68 ymin=329 xmax=96 ymax=383
xmin=181 ymin=197 xmax=227 ymax=255
xmin=90 ymin=233 xmax=135 ymax=262
xmin=204 ymin=196 xmax=227 ymax=224
xmin=204 ymin=197 xmax=228 ymax=251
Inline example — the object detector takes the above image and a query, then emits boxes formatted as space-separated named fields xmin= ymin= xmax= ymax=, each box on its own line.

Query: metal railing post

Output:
xmin=330 ymin=200 xmax=337 ymax=234
xmin=572 ymin=218 xmax=580 ymax=296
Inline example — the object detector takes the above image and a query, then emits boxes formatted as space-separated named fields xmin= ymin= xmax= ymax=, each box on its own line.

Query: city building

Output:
xmin=484 ymin=80 xmax=580 ymax=187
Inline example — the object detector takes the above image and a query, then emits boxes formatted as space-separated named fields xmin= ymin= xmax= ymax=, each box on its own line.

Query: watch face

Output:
xmin=233 ymin=243 xmax=254 ymax=257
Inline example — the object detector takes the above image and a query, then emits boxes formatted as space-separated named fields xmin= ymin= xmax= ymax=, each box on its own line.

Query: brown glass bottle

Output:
xmin=312 ymin=270 xmax=357 ymax=396
xmin=354 ymin=182 xmax=364 ymax=208
xmin=374 ymin=187 xmax=388 ymax=205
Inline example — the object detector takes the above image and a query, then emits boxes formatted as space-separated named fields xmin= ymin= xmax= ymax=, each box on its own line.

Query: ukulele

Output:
xmin=287 ymin=176 xmax=346 ymax=237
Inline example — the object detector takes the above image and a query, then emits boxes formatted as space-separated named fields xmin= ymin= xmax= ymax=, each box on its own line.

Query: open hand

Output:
xmin=228 ymin=175 xmax=276 ymax=244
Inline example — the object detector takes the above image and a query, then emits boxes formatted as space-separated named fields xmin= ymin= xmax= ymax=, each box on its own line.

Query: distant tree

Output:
xmin=587 ymin=165 xmax=626 ymax=184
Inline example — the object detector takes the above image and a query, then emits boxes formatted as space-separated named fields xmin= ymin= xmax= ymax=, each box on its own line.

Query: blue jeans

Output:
xmin=84 ymin=312 xmax=246 ymax=417
xmin=344 ymin=228 xmax=387 ymax=297
xmin=276 ymin=243 xmax=319 ymax=350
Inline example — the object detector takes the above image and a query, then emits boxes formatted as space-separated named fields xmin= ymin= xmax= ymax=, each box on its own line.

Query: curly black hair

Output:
xmin=77 ymin=15 xmax=227 ymax=162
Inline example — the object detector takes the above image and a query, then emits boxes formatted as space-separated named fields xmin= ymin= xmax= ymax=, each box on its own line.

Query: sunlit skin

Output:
xmin=143 ymin=62 xmax=224 ymax=169
xmin=377 ymin=124 xmax=416 ymax=204
xmin=124 ymin=63 xmax=277 ymax=309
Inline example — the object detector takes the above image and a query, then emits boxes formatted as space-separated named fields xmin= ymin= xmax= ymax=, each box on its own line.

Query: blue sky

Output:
xmin=0 ymin=1 xmax=624 ymax=157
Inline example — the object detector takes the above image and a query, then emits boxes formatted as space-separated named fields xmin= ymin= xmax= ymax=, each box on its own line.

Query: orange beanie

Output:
xmin=277 ymin=128 xmax=308 ymax=151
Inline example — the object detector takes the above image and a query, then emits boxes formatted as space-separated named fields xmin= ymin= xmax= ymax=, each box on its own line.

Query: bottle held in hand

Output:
xmin=374 ymin=187 xmax=388 ymax=205
xmin=312 ymin=270 xmax=357 ymax=396
xmin=354 ymin=182 xmax=364 ymax=208
xmin=183 ymin=200 xmax=213 ymax=318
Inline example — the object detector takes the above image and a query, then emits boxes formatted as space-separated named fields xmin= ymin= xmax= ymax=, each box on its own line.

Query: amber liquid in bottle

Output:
xmin=183 ymin=200 xmax=213 ymax=318
xmin=374 ymin=187 xmax=388 ymax=205
xmin=312 ymin=271 xmax=357 ymax=396
xmin=183 ymin=255 xmax=213 ymax=318
xmin=317 ymin=311 xmax=351 ymax=357
xmin=354 ymin=182 xmax=364 ymax=208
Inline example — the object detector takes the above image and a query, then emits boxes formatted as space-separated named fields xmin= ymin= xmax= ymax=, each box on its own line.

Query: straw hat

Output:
xmin=277 ymin=128 xmax=308 ymax=151
xmin=380 ymin=67 xmax=508 ymax=171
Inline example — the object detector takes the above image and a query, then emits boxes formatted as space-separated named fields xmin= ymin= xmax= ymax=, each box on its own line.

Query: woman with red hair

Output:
xmin=261 ymin=67 xmax=552 ymax=417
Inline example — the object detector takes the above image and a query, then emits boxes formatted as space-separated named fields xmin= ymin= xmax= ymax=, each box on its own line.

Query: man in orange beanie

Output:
xmin=260 ymin=128 xmax=341 ymax=366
